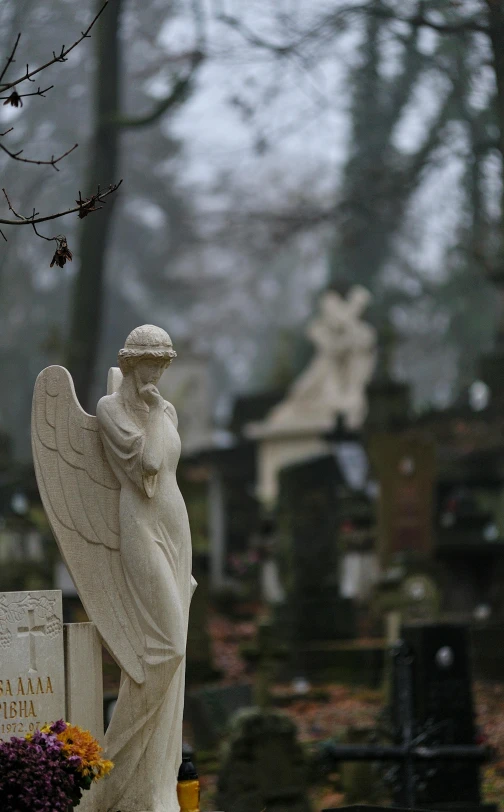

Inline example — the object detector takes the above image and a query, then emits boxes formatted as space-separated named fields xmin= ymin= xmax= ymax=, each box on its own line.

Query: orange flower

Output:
xmin=54 ymin=723 xmax=113 ymax=780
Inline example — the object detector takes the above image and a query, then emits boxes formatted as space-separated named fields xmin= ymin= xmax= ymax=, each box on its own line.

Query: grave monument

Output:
xmin=319 ymin=624 xmax=491 ymax=810
xmin=31 ymin=325 xmax=196 ymax=812
xmin=217 ymin=708 xmax=312 ymax=812
xmin=368 ymin=434 xmax=436 ymax=570
xmin=217 ymin=621 xmax=311 ymax=812
xmin=276 ymin=455 xmax=357 ymax=651
xmin=0 ymin=590 xmax=64 ymax=740
xmin=247 ymin=286 xmax=377 ymax=504
xmin=0 ymin=590 xmax=104 ymax=812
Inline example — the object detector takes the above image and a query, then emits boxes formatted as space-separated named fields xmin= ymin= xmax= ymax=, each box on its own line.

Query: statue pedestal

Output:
xmin=247 ymin=422 xmax=331 ymax=505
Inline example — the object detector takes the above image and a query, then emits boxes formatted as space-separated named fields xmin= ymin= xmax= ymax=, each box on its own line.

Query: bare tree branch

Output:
xmin=0 ymin=181 xmax=122 ymax=228
xmin=0 ymin=140 xmax=78 ymax=171
xmin=0 ymin=32 xmax=21 ymax=84
xmin=114 ymin=51 xmax=204 ymax=128
xmin=117 ymin=0 xmax=207 ymax=128
xmin=191 ymin=0 xmax=207 ymax=51
xmin=2 ymin=180 xmax=123 ymax=268
xmin=0 ymin=3 xmax=109 ymax=92
xmin=360 ymin=5 xmax=488 ymax=35
xmin=2 ymin=188 xmax=27 ymax=221
xmin=385 ymin=12 xmax=424 ymax=126
xmin=218 ymin=14 xmax=295 ymax=55
xmin=32 ymin=222 xmax=58 ymax=243
xmin=0 ymin=6 xmax=109 ymax=174
xmin=220 ymin=3 xmax=489 ymax=61
xmin=0 ymin=1 xmax=120 ymax=253
xmin=0 ymin=84 xmax=53 ymax=103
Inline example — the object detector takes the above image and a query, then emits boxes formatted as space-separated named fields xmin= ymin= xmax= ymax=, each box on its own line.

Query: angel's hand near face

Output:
xmin=139 ymin=384 xmax=164 ymax=409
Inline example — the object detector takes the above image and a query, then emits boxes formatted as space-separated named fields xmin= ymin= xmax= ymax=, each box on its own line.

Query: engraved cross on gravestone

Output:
xmin=17 ymin=609 xmax=47 ymax=671
xmin=0 ymin=590 xmax=65 ymax=740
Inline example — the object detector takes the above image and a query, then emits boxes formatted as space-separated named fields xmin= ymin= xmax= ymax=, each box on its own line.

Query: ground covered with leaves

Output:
xmin=198 ymin=613 xmax=504 ymax=811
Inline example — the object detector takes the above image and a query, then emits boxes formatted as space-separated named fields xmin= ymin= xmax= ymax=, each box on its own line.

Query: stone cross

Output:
xmin=17 ymin=609 xmax=47 ymax=671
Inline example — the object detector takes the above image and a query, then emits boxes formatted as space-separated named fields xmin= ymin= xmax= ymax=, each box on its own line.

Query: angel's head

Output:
xmin=118 ymin=325 xmax=176 ymax=386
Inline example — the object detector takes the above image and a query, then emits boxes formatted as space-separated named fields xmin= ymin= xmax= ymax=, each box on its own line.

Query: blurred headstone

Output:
xmin=318 ymin=627 xmax=490 ymax=810
xmin=184 ymin=684 xmax=253 ymax=751
xmin=204 ymin=391 xmax=284 ymax=591
xmin=252 ymin=517 xmax=285 ymax=606
xmin=327 ymin=430 xmax=378 ymax=605
xmin=217 ymin=708 xmax=311 ymax=812
xmin=241 ymin=618 xmax=288 ymax=709
xmin=369 ymin=434 xmax=435 ymax=569
xmin=275 ymin=455 xmax=356 ymax=659
xmin=395 ymin=623 xmax=482 ymax=806
xmin=372 ymin=570 xmax=441 ymax=646
xmin=205 ymin=442 xmax=259 ymax=591
xmin=340 ymin=726 xmax=382 ymax=805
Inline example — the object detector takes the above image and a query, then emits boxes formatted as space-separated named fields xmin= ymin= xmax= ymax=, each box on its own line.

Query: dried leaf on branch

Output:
xmin=50 ymin=237 xmax=73 ymax=268
xmin=0 ymin=2 xmax=121 ymax=247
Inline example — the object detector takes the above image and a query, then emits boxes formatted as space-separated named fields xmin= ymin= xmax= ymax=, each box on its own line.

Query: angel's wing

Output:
xmin=32 ymin=365 xmax=145 ymax=684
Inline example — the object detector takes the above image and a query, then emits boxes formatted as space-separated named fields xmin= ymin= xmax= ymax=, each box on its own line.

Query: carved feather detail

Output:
xmin=32 ymin=365 xmax=145 ymax=684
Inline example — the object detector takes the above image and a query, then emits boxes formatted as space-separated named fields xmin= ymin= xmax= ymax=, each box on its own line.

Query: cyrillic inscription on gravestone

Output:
xmin=0 ymin=590 xmax=65 ymax=740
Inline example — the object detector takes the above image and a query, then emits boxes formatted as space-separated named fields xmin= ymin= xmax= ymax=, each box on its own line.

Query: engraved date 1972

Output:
xmin=1 ymin=721 xmax=37 ymax=735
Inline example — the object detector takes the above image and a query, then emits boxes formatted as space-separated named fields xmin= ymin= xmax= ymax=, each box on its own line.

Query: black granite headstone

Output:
xmin=276 ymin=455 xmax=356 ymax=647
xmin=395 ymin=624 xmax=481 ymax=806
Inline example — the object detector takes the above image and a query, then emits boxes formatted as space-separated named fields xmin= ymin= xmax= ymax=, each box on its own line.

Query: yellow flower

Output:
xmin=55 ymin=723 xmax=113 ymax=781
xmin=22 ymin=721 xmax=113 ymax=782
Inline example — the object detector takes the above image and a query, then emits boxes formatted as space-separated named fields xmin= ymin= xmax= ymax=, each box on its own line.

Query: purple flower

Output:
xmin=0 ymin=731 xmax=83 ymax=811
xmin=50 ymin=720 xmax=67 ymax=734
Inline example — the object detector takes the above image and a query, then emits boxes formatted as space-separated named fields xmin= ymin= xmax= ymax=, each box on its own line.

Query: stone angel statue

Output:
xmin=31 ymin=325 xmax=196 ymax=812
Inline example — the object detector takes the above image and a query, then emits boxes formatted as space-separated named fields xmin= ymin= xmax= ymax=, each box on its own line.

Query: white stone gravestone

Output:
xmin=0 ymin=589 xmax=65 ymax=740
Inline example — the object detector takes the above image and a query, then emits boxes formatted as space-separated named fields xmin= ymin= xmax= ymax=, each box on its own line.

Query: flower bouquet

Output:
xmin=0 ymin=719 xmax=113 ymax=811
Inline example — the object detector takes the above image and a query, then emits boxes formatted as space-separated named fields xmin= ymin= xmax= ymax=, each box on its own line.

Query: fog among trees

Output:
xmin=0 ymin=0 xmax=502 ymax=457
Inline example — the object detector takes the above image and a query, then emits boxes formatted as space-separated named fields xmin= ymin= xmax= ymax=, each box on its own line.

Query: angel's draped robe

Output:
xmin=96 ymin=392 xmax=193 ymax=812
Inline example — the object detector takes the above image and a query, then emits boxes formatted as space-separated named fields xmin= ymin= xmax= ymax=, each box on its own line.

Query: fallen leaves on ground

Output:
xmin=201 ymin=614 xmax=504 ymax=810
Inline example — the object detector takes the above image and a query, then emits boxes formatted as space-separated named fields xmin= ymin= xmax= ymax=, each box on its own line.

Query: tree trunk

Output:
xmin=485 ymin=2 xmax=504 ymax=343
xmin=328 ymin=4 xmax=451 ymax=313
xmin=66 ymin=0 xmax=122 ymax=409
xmin=486 ymin=3 xmax=504 ymax=185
